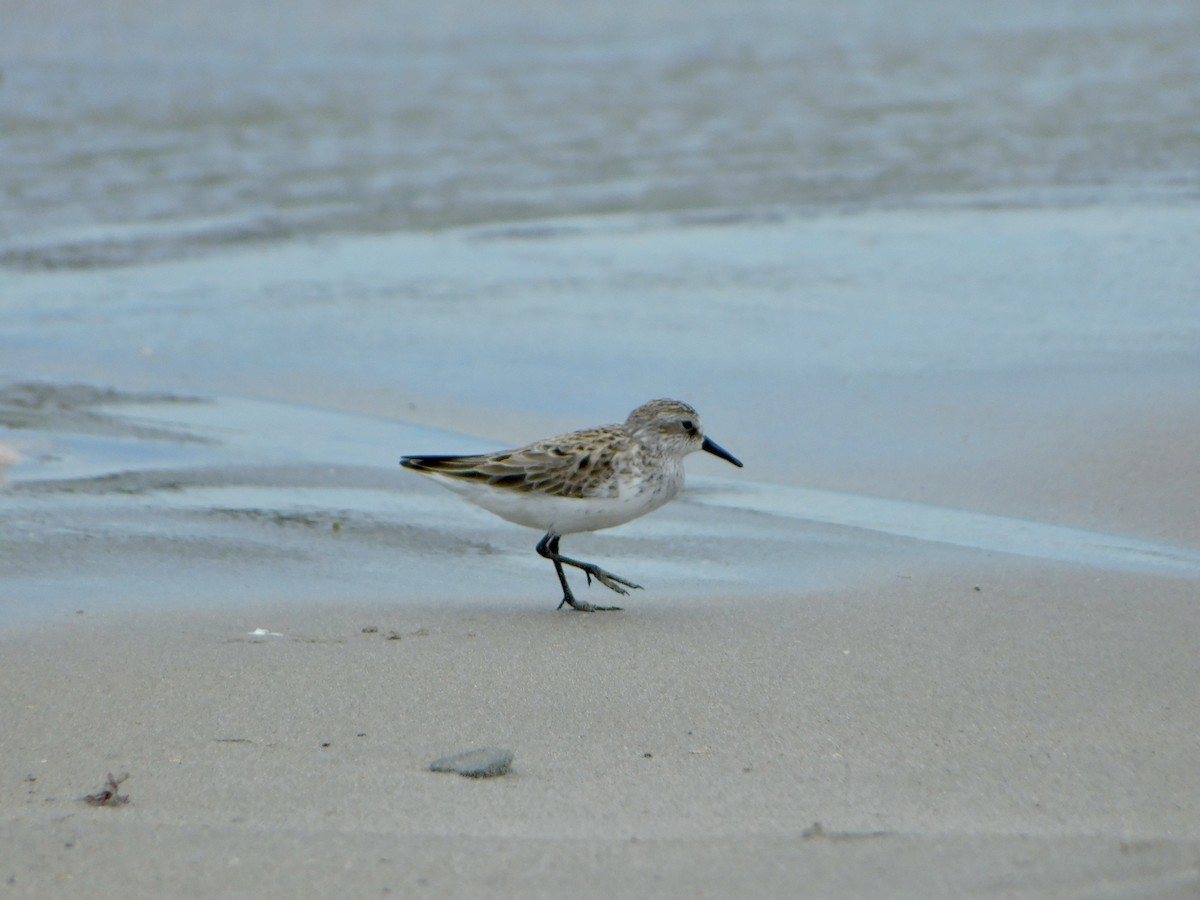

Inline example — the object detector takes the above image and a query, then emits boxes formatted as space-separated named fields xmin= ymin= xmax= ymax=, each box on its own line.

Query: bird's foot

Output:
xmin=559 ymin=595 xmax=623 ymax=612
xmin=580 ymin=565 xmax=642 ymax=596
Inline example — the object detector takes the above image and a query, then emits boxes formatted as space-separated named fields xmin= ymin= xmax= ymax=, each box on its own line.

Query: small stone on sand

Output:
xmin=429 ymin=747 xmax=514 ymax=778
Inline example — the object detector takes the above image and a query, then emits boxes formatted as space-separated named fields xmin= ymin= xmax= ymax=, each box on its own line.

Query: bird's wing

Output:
xmin=401 ymin=427 xmax=626 ymax=499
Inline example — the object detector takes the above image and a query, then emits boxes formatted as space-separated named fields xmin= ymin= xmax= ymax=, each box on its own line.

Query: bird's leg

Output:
xmin=540 ymin=534 xmax=584 ymax=610
xmin=543 ymin=535 xmax=642 ymax=598
xmin=535 ymin=534 xmax=638 ymax=612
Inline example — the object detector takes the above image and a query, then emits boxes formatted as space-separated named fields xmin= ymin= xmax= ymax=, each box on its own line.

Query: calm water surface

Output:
xmin=2 ymin=0 xmax=1196 ymax=268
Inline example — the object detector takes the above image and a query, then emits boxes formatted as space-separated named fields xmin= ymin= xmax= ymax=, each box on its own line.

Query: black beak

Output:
xmin=701 ymin=436 xmax=743 ymax=468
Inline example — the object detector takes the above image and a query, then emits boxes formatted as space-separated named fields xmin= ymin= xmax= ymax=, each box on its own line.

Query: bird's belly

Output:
xmin=466 ymin=486 xmax=671 ymax=535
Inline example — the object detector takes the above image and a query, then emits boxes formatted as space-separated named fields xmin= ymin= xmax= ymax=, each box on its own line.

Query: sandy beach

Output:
xmin=3 ymin=211 xmax=1199 ymax=898
xmin=3 ymin=376 xmax=1200 ymax=897
xmin=4 ymin=0 xmax=1200 ymax=895
xmin=5 ymin=557 xmax=1200 ymax=897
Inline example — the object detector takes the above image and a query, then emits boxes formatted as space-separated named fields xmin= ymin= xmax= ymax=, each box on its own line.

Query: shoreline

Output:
xmin=3 ymin=199 xmax=1197 ymax=895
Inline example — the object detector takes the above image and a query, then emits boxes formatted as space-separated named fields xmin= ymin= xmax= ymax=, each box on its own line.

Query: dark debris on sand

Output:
xmin=82 ymin=773 xmax=130 ymax=807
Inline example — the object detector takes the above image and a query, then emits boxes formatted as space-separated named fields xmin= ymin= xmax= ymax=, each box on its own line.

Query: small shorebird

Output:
xmin=400 ymin=399 xmax=743 ymax=611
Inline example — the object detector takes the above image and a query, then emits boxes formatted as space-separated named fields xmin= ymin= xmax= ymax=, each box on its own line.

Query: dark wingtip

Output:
xmin=401 ymin=454 xmax=479 ymax=473
xmin=401 ymin=455 xmax=444 ymax=471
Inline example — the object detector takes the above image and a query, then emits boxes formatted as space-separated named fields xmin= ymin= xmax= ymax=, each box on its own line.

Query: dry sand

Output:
xmin=3 ymin=553 xmax=1199 ymax=898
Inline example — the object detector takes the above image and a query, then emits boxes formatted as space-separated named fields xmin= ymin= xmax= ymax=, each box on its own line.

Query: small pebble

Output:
xmin=429 ymin=747 xmax=514 ymax=778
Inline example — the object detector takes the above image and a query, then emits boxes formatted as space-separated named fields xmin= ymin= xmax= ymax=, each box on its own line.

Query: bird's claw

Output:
xmin=563 ymin=597 xmax=624 ymax=612
xmin=586 ymin=566 xmax=642 ymax=595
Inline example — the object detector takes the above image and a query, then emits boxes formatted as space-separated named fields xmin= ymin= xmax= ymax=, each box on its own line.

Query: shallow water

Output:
xmin=3 ymin=0 xmax=1197 ymax=267
xmin=3 ymin=205 xmax=1197 ymax=457
xmin=3 ymin=387 xmax=1197 ymax=628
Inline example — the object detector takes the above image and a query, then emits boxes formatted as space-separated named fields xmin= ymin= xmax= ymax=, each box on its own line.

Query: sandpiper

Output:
xmin=400 ymin=399 xmax=743 ymax=611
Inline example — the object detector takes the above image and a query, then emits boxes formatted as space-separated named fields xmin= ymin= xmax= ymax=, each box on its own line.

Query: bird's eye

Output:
xmin=681 ymin=420 xmax=696 ymax=435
